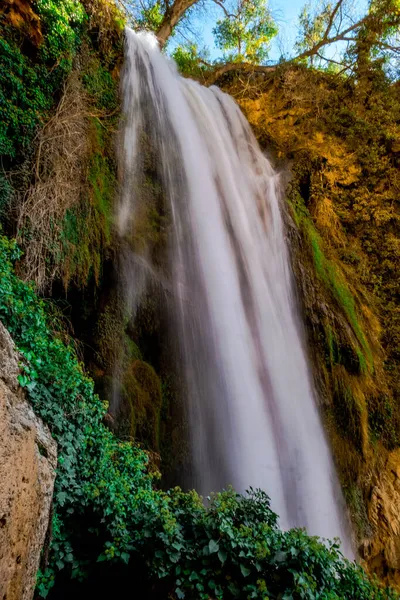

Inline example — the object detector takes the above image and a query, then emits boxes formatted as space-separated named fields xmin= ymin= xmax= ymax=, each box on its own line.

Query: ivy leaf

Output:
xmin=240 ymin=564 xmax=251 ymax=577
xmin=169 ymin=552 xmax=180 ymax=563
xmin=121 ymin=552 xmax=130 ymax=564
xmin=175 ymin=587 xmax=185 ymax=599
xmin=228 ymin=582 xmax=240 ymax=596
xmin=56 ymin=491 xmax=67 ymax=506
xmin=97 ymin=554 xmax=107 ymax=562
xmin=218 ymin=549 xmax=227 ymax=564
xmin=273 ymin=551 xmax=288 ymax=564
xmin=172 ymin=542 xmax=183 ymax=551
xmin=17 ymin=374 xmax=29 ymax=387
xmin=208 ymin=539 xmax=219 ymax=554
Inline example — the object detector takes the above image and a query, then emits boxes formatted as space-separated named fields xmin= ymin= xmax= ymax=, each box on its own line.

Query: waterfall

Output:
xmin=118 ymin=28 xmax=351 ymax=552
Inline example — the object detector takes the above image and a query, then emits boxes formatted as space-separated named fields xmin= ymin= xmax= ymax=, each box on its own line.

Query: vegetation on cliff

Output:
xmin=0 ymin=0 xmax=400 ymax=596
xmin=219 ymin=59 xmax=399 ymax=560
xmin=0 ymin=233 xmax=397 ymax=598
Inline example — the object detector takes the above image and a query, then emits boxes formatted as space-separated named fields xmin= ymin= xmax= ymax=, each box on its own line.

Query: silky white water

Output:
xmin=118 ymin=28 xmax=351 ymax=551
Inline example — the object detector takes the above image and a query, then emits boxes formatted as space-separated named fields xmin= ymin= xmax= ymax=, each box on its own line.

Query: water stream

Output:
xmin=118 ymin=28 xmax=351 ymax=552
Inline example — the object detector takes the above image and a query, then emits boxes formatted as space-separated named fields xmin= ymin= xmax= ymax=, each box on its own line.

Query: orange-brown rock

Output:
xmin=359 ymin=450 xmax=400 ymax=589
xmin=0 ymin=323 xmax=57 ymax=600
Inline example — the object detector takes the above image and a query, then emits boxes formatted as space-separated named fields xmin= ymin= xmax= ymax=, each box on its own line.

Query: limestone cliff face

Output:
xmin=0 ymin=322 xmax=57 ymax=600
xmin=360 ymin=450 xmax=400 ymax=587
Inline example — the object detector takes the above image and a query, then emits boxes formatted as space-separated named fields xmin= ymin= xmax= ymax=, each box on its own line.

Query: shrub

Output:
xmin=0 ymin=1 xmax=84 ymax=162
xmin=0 ymin=234 xmax=397 ymax=599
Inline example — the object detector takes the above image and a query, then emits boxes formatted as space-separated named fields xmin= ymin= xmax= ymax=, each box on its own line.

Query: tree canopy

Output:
xmin=212 ymin=0 xmax=278 ymax=64
xmin=120 ymin=0 xmax=400 ymax=79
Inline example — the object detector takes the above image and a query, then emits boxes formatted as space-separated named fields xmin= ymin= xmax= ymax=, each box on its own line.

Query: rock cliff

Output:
xmin=0 ymin=323 xmax=57 ymax=600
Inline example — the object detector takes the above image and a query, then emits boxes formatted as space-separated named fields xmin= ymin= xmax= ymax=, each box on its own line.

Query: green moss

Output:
xmin=332 ymin=379 xmax=364 ymax=453
xmin=302 ymin=216 xmax=373 ymax=372
xmin=122 ymin=360 xmax=163 ymax=450
xmin=343 ymin=484 xmax=372 ymax=539
xmin=82 ymin=62 xmax=119 ymax=112
xmin=324 ymin=324 xmax=343 ymax=368
xmin=356 ymin=347 xmax=368 ymax=375
xmin=55 ymin=54 xmax=119 ymax=288
xmin=367 ymin=394 xmax=399 ymax=449
xmin=59 ymin=115 xmax=115 ymax=288
xmin=88 ymin=121 xmax=115 ymax=241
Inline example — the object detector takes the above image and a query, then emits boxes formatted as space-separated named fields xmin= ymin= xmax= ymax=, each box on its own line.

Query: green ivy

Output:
xmin=0 ymin=233 xmax=397 ymax=599
xmin=0 ymin=235 xmax=153 ymax=595
xmin=0 ymin=0 xmax=84 ymax=162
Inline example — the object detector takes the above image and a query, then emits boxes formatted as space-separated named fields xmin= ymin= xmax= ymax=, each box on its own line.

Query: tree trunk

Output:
xmin=156 ymin=0 xmax=199 ymax=47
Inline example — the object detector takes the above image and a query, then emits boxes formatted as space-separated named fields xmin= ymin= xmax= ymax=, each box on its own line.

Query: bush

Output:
xmin=0 ymin=234 xmax=397 ymax=599
xmin=0 ymin=1 xmax=84 ymax=162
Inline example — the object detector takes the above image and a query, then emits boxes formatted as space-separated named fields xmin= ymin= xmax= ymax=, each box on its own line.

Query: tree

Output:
xmin=155 ymin=0 xmax=199 ymax=46
xmin=120 ymin=0 xmax=200 ymax=46
xmin=122 ymin=0 xmax=278 ymax=55
xmin=121 ymin=0 xmax=399 ymax=79
xmin=295 ymin=1 xmax=338 ymax=68
xmin=212 ymin=0 xmax=277 ymax=64
xmin=293 ymin=0 xmax=400 ymax=75
xmin=347 ymin=0 xmax=400 ymax=79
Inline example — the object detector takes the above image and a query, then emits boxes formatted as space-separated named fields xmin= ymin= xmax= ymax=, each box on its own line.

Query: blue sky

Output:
xmin=269 ymin=0 xmax=309 ymax=59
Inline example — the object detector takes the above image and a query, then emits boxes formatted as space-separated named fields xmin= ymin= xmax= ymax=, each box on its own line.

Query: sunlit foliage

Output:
xmin=213 ymin=0 xmax=278 ymax=63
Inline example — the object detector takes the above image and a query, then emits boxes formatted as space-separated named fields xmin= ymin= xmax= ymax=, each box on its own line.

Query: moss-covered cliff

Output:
xmin=1 ymin=0 xmax=400 ymax=597
xmin=220 ymin=65 xmax=400 ymax=583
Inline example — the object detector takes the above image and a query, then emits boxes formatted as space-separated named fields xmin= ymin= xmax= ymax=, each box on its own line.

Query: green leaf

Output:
xmin=218 ymin=549 xmax=227 ymax=564
xmin=97 ymin=554 xmax=108 ymax=562
xmin=208 ymin=539 xmax=219 ymax=554
xmin=56 ymin=491 xmax=67 ymax=506
xmin=273 ymin=551 xmax=288 ymax=564
xmin=240 ymin=564 xmax=251 ymax=577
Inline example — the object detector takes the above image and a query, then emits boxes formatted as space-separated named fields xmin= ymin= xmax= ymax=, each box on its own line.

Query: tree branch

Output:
xmin=156 ymin=0 xmax=198 ymax=46
xmin=211 ymin=0 xmax=234 ymax=18
xmin=294 ymin=13 xmax=370 ymax=62
xmin=315 ymin=50 xmax=353 ymax=72
xmin=324 ymin=0 xmax=344 ymax=39
xmin=205 ymin=61 xmax=276 ymax=85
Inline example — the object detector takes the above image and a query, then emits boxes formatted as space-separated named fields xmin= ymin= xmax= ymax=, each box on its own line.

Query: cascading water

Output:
xmin=118 ymin=28 xmax=352 ymax=552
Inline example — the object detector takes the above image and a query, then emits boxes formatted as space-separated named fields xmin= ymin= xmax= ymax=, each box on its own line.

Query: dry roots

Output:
xmin=17 ymin=72 xmax=90 ymax=291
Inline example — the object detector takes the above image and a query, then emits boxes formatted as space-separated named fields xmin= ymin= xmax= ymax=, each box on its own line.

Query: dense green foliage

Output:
xmin=213 ymin=0 xmax=278 ymax=64
xmin=0 ymin=0 xmax=122 ymax=289
xmin=0 ymin=235 xmax=398 ymax=598
xmin=0 ymin=235 xmax=153 ymax=593
xmin=0 ymin=0 xmax=84 ymax=161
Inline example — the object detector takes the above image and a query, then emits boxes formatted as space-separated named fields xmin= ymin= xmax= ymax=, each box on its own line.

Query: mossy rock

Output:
xmin=119 ymin=359 xmax=162 ymax=451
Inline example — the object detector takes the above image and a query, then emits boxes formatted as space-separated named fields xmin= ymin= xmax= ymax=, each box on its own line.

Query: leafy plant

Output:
xmin=0 ymin=1 xmax=84 ymax=162
xmin=0 ymin=234 xmax=397 ymax=599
